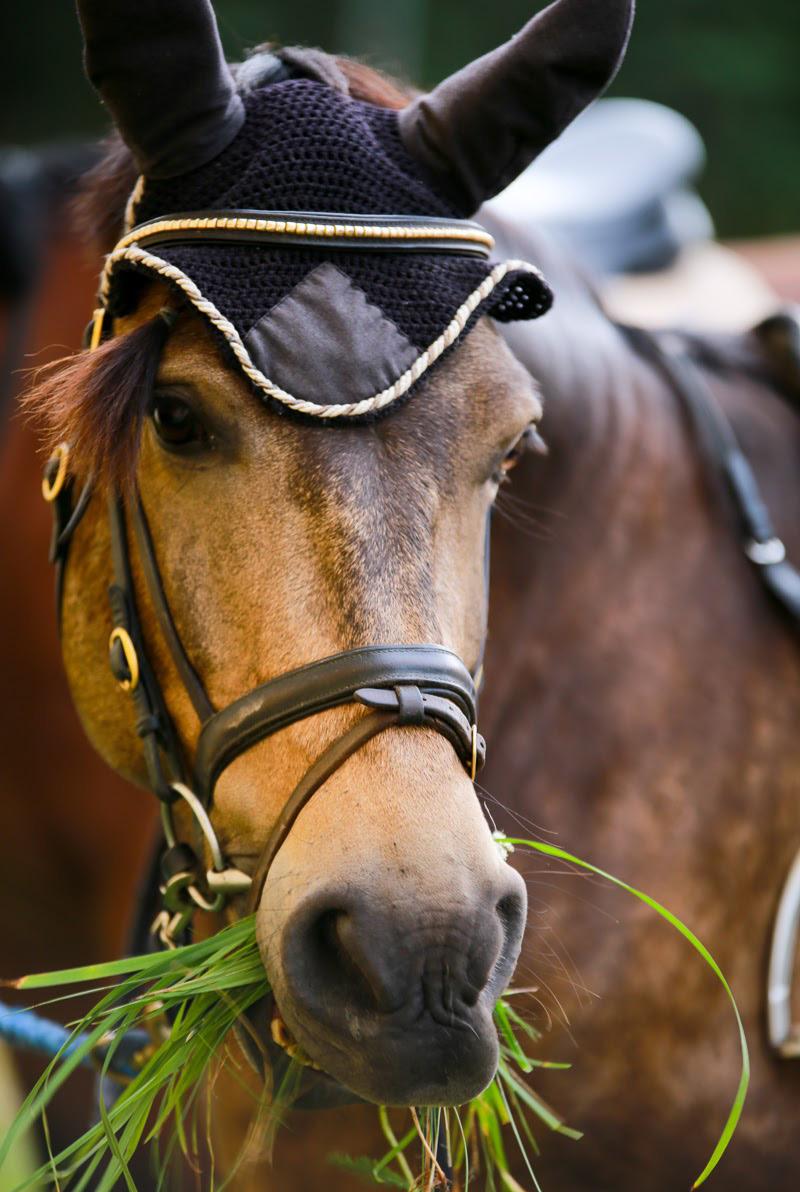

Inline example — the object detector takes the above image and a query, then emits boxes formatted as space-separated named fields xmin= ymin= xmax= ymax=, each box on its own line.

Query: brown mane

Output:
xmin=26 ymin=53 xmax=410 ymax=486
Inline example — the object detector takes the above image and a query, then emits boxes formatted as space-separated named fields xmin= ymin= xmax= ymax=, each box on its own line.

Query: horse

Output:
xmin=18 ymin=0 xmax=800 ymax=1187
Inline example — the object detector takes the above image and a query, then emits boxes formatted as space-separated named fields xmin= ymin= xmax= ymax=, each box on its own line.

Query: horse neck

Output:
xmin=483 ymin=207 xmax=676 ymax=521
xmin=482 ymin=211 xmax=800 ymax=841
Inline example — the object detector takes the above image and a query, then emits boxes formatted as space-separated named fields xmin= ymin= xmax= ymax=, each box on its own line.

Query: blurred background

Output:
xmin=2 ymin=0 xmax=799 ymax=238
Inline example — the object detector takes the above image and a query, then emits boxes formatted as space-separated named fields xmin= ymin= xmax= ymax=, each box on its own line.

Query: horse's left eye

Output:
xmin=497 ymin=425 xmax=545 ymax=481
xmin=151 ymin=394 xmax=209 ymax=449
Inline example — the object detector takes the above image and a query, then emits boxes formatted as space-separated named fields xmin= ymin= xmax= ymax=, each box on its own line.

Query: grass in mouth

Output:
xmin=0 ymin=837 xmax=748 ymax=1190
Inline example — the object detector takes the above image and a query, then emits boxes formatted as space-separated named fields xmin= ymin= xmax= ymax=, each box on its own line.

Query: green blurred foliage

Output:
xmin=1 ymin=1 xmax=797 ymax=238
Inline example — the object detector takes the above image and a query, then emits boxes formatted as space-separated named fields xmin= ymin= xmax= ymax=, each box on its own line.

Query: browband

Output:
xmin=113 ymin=210 xmax=495 ymax=258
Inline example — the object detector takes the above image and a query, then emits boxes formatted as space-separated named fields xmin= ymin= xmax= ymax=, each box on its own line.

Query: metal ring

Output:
xmin=470 ymin=724 xmax=478 ymax=782
xmin=41 ymin=443 xmax=70 ymax=503
xmin=160 ymin=784 xmax=253 ymax=912
xmin=161 ymin=782 xmax=227 ymax=873
xmin=768 ymin=846 xmax=800 ymax=1057
xmin=108 ymin=627 xmax=140 ymax=692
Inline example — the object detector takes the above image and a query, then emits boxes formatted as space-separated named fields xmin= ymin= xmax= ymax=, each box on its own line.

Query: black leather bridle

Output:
xmin=44 ymin=454 xmax=487 ymax=948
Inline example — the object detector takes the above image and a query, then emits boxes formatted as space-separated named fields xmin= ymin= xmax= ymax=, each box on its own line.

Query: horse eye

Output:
xmin=497 ymin=425 xmax=546 ymax=481
xmin=151 ymin=395 xmax=208 ymax=449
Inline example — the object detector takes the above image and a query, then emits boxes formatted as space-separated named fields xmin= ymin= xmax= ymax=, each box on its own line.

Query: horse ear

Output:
xmin=398 ymin=0 xmax=635 ymax=214
xmin=76 ymin=0 xmax=244 ymax=179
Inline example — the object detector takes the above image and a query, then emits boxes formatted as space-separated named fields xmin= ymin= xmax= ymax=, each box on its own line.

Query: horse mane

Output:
xmin=25 ymin=54 xmax=410 ymax=487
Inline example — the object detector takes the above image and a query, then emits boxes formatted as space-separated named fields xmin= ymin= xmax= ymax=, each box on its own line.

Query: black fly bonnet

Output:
xmin=80 ymin=0 xmax=634 ymax=420
xmin=100 ymin=79 xmax=552 ymax=419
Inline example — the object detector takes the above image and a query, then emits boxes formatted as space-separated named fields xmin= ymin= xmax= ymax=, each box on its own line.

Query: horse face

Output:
xmin=62 ymin=0 xmax=634 ymax=1112
xmin=59 ymin=284 xmax=538 ymax=1104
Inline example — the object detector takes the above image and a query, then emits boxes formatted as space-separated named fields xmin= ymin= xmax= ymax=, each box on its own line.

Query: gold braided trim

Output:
xmin=113 ymin=215 xmax=495 ymax=254
xmin=98 ymin=243 xmax=545 ymax=421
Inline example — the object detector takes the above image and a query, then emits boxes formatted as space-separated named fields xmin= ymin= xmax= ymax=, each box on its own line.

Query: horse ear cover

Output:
xmin=398 ymin=0 xmax=636 ymax=214
xmin=76 ymin=0 xmax=244 ymax=179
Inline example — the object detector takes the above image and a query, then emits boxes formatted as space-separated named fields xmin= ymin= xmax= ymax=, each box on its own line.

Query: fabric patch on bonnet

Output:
xmin=244 ymin=264 xmax=419 ymax=408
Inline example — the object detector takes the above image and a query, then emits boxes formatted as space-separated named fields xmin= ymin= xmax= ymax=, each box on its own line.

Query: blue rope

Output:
xmin=0 ymin=1000 xmax=149 ymax=1080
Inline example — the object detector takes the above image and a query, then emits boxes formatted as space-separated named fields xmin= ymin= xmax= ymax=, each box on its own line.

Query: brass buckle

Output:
xmin=470 ymin=724 xmax=478 ymax=782
xmin=41 ymin=443 xmax=70 ymax=503
xmin=109 ymin=627 xmax=140 ymax=692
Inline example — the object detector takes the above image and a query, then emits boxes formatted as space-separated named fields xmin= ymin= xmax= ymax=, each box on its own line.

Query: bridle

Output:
xmin=38 ymin=203 xmax=800 ymax=1077
xmin=43 ymin=353 xmax=488 ymax=950
xmin=64 ymin=206 xmax=504 ymax=945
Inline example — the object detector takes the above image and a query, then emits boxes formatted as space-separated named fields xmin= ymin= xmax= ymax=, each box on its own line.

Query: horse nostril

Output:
xmin=497 ymin=892 xmax=525 ymax=942
xmin=308 ymin=908 xmax=350 ymax=980
xmin=291 ymin=901 xmax=405 ymax=1016
xmin=490 ymin=873 xmax=527 ymax=989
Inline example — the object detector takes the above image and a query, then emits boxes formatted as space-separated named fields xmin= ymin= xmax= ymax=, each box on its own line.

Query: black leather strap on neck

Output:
xmin=625 ymin=326 xmax=800 ymax=627
xmin=131 ymin=498 xmax=215 ymax=722
xmin=194 ymin=644 xmax=479 ymax=803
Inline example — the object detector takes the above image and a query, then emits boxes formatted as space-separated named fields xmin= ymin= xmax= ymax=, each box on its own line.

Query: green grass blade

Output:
xmin=501 ymin=836 xmax=749 ymax=1187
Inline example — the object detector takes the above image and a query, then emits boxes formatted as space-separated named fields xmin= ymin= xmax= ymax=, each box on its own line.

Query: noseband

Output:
xmin=45 ymin=453 xmax=486 ymax=946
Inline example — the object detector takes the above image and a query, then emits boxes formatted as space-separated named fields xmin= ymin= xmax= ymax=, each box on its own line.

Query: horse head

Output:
xmin=32 ymin=0 xmax=633 ymax=1108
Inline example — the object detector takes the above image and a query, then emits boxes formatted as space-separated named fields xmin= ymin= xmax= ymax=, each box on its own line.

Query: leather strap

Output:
xmin=124 ymin=209 xmax=494 ymax=258
xmin=247 ymin=687 xmax=486 ymax=911
xmin=194 ymin=644 xmax=478 ymax=803
xmin=625 ymin=326 xmax=800 ymax=627
xmin=131 ymin=498 xmax=215 ymax=722
xmin=356 ymin=685 xmax=482 ymax=767
xmin=107 ymin=497 xmax=188 ymax=802
xmin=247 ymin=711 xmax=395 ymax=910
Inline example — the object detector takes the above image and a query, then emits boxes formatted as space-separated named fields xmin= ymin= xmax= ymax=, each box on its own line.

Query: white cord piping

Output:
xmin=99 ymin=245 xmax=547 ymax=420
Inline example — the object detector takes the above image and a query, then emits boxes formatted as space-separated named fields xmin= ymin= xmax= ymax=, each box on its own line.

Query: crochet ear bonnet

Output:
xmin=78 ymin=0 xmax=634 ymax=421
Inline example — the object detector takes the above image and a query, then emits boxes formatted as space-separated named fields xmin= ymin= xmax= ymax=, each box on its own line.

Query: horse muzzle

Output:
xmin=257 ymin=861 xmax=527 ymax=1106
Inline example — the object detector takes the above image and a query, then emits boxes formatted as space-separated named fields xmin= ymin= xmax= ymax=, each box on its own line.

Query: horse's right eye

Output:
xmin=151 ymin=395 xmax=209 ymax=450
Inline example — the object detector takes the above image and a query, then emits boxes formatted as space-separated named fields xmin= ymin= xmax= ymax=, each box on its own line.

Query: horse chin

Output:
xmin=271 ymin=997 xmax=500 ymax=1108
